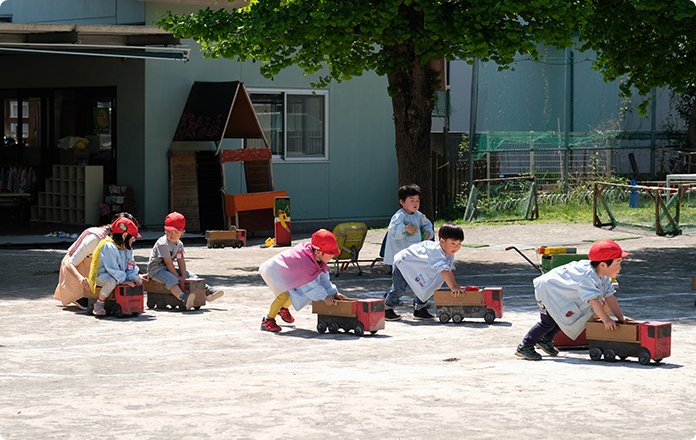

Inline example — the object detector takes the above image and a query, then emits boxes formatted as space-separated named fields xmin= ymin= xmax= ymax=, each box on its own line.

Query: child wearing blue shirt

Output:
xmin=383 ymin=184 xmax=435 ymax=268
xmin=384 ymin=223 xmax=464 ymax=321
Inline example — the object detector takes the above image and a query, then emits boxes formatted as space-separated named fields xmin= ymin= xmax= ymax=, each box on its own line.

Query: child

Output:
xmin=147 ymin=212 xmax=224 ymax=310
xmin=383 ymin=184 xmax=435 ymax=268
xmin=258 ymin=229 xmax=347 ymax=332
xmin=55 ymin=212 xmax=138 ymax=310
xmin=88 ymin=217 xmax=143 ymax=316
xmin=384 ymin=223 xmax=464 ymax=321
xmin=515 ymin=239 xmax=631 ymax=360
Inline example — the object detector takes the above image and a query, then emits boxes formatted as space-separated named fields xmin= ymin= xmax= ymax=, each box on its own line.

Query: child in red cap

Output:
xmin=88 ymin=217 xmax=142 ymax=316
xmin=515 ymin=239 xmax=632 ymax=360
xmin=146 ymin=212 xmax=225 ymax=310
xmin=258 ymin=229 xmax=347 ymax=332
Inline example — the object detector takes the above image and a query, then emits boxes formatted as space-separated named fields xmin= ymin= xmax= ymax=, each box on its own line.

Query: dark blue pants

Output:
xmin=522 ymin=310 xmax=562 ymax=346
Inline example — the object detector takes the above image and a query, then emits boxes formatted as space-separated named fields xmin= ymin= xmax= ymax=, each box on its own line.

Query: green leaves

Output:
xmin=156 ymin=0 xmax=580 ymax=86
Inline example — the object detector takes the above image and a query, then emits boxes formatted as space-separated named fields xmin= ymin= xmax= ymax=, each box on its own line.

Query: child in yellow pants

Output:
xmin=258 ymin=230 xmax=346 ymax=332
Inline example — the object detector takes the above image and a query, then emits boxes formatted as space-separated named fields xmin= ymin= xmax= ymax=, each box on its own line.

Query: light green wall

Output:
xmin=142 ymin=3 xmax=398 ymax=229
xmin=0 ymin=0 xmax=145 ymax=24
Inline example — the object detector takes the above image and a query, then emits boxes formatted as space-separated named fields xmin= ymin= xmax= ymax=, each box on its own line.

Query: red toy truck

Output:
xmin=88 ymin=284 xmax=144 ymax=318
xmin=434 ymin=286 xmax=503 ymax=324
xmin=586 ymin=320 xmax=671 ymax=365
xmin=142 ymin=277 xmax=206 ymax=310
xmin=312 ymin=298 xmax=385 ymax=336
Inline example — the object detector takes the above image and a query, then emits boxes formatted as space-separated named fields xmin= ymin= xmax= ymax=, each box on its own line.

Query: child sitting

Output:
xmin=384 ymin=223 xmax=464 ymax=321
xmin=88 ymin=217 xmax=143 ymax=316
xmin=515 ymin=239 xmax=632 ymax=360
xmin=146 ymin=212 xmax=224 ymax=310
xmin=383 ymin=184 xmax=435 ymax=268
xmin=258 ymin=229 xmax=347 ymax=332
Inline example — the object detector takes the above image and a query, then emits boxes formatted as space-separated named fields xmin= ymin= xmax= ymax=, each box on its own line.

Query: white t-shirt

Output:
xmin=534 ymin=260 xmax=615 ymax=340
xmin=393 ymin=240 xmax=455 ymax=302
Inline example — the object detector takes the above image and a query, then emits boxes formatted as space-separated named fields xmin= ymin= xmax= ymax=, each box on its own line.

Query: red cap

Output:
xmin=112 ymin=217 xmax=141 ymax=238
xmin=311 ymin=229 xmax=340 ymax=255
xmin=165 ymin=212 xmax=186 ymax=231
xmin=588 ymin=239 xmax=628 ymax=261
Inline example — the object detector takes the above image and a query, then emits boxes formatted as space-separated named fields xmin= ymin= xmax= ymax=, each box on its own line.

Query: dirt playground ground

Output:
xmin=1 ymin=222 xmax=696 ymax=440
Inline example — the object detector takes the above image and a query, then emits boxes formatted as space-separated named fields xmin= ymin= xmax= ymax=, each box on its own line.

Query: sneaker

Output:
xmin=536 ymin=338 xmax=560 ymax=356
xmin=413 ymin=307 xmax=434 ymax=319
xmin=181 ymin=293 xmax=196 ymax=310
xmin=72 ymin=298 xmax=88 ymax=311
xmin=92 ymin=300 xmax=106 ymax=316
xmin=261 ymin=317 xmax=282 ymax=332
xmin=384 ymin=309 xmax=402 ymax=321
xmin=205 ymin=286 xmax=225 ymax=302
xmin=278 ymin=307 xmax=295 ymax=323
xmin=515 ymin=344 xmax=542 ymax=361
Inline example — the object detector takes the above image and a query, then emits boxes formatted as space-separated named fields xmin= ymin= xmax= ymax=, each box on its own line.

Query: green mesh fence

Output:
xmin=433 ymin=90 xmax=455 ymax=118
xmin=464 ymin=177 xmax=538 ymax=222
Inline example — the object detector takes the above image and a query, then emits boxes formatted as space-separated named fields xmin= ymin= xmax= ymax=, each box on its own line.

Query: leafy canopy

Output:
xmin=579 ymin=0 xmax=696 ymax=114
xmin=158 ymin=0 xmax=579 ymax=88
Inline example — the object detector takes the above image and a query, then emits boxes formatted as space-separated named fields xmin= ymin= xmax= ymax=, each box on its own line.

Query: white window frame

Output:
xmin=247 ymin=88 xmax=329 ymax=162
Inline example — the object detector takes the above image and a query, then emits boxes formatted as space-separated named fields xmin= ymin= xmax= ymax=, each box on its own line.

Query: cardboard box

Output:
xmin=433 ymin=289 xmax=485 ymax=306
xmin=586 ymin=320 xmax=639 ymax=343
xmin=312 ymin=299 xmax=356 ymax=317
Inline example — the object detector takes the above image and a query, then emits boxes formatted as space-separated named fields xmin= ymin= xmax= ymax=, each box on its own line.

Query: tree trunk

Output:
xmin=688 ymin=99 xmax=696 ymax=152
xmin=387 ymin=46 xmax=437 ymax=220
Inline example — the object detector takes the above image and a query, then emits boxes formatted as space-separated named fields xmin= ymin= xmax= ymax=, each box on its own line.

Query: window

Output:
xmin=247 ymin=90 xmax=327 ymax=160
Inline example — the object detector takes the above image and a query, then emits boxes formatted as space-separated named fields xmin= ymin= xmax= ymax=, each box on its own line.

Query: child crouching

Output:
xmin=258 ymin=229 xmax=347 ymax=332
xmin=88 ymin=217 xmax=142 ymax=316
xmin=385 ymin=223 xmax=464 ymax=321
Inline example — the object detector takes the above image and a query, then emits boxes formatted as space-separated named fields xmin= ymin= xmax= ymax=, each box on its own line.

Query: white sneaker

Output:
xmin=206 ymin=286 xmax=224 ymax=302
xmin=183 ymin=293 xmax=196 ymax=310
xmin=93 ymin=300 xmax=106 ymax=316
xmin=71 ymin=301 xmax=88 ymax=311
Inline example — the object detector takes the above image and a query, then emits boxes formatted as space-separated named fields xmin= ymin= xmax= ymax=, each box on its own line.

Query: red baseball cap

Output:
xmin=112 ymin=217 xmax=141 ymax=237
xmin=311 ymin=229 xmax=340 ymax=255
xmin=165 ymin=212 xmax=186 ymax=231
xmin=588 ymin=239 xmax=628 ymax=261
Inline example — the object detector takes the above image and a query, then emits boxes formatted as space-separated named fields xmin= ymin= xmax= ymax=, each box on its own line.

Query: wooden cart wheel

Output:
xmin=112 ymin=303 xmax=123 ymax=318
xmin=438 ymin=313 xmax=450 ymax=323
xmin=638 ymin=351 xmax=651 ymax=365
xmin=328 ymin=322 xmax=340 ymax=334
xmin=604 ymin=348 xmax=616 ymax=362
xmin=452 ymin=314 xmax=463 ymax=324
xmin=484 ymin=311 xmax=495 ymax=324
xmin=316 ymin=321 xmax=327 ymax=334
xmin=354 ymin=322 xmax=364 ymax=336
xmin=589 ymin=347 xmax=602 ymax=361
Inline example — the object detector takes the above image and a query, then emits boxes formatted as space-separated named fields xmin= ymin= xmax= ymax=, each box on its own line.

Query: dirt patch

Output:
xmin=1 ymin=222 xmax=695 ymax=440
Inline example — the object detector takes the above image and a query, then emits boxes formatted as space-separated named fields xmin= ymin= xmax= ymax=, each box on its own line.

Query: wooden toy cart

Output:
xmin=312 ymin=298 xmax=385 ymax=336
xmin=434 ymin=286 xmax=503 ymax=324
xmin=142 ymin=276 xmax=206 ymax=310
xmin=586 ymin=320 xmax=671 ymax=365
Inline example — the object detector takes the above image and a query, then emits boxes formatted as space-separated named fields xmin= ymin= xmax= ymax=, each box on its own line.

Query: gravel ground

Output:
xmin=1 ymin=222 xmax=696 ymax=440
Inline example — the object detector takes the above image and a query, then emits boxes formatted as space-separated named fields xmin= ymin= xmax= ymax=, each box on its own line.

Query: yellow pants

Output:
xmin=268 ymin=292 xmax=292 ymax=318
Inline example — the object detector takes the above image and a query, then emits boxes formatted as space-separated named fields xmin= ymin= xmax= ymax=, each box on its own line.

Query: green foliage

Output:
xmin=157 ymin=0 xmax=580 ymax=88
xmin=579 ymin=0 xmax=696 ymax=116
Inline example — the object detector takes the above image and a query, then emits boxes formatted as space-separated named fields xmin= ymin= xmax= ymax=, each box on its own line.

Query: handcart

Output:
xmin=332 ymin=222 xmax=368 ymax=276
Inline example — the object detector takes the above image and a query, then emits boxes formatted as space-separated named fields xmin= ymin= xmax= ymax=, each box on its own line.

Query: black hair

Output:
xmin=438 ymin=223 xmax=464 ymax=242
xmin=111 ymin=212 xmax=140 ymax=228
xmin=112 ymin=232 xmax=136 ymax=250
xmin=590 ymin=259 xmax=614 ymax=269
xmin=398 ymin=184 xmax=421 ymax=201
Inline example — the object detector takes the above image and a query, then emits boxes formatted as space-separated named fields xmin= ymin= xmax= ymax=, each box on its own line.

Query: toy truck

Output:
xmin=87 ymin=284 xmax=144 ymax=318
xmin=142 ymin=276 xmax=206 ymax=310
xmin=586 ymin=320 xmax=671 ymax=365
xmin=434 ymin=286 xmax=503 ymax=324
xmin=205 ymin=226 xmax=247 ymax=248
xmin=312 ymin=298 xmax=385 ymax=336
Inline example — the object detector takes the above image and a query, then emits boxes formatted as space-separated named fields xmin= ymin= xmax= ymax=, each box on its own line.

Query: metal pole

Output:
xmin=563 ymin=48 xmax=573 ymax=192
xmin=650 ymin=87 xmax=656 ymax=179
xmin=468 ymin=58 xmax=479 ymax=195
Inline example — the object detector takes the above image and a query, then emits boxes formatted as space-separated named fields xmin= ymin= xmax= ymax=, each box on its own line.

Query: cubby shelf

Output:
xmin=33 ymin=165 xmax=103 ymax=225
